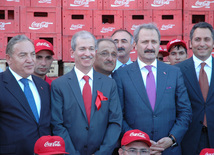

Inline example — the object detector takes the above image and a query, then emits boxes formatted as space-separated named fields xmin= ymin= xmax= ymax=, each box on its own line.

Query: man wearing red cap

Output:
xmin=34 ymin=39 xmax=54 ymax=85
xmin=118 ymin=129 xmax=151 ymax=155
xmin=200 ymin=148 xmax=214 ymax=155
xmin=156 ymin=46 xmax=169 ymax=61
xmin=167 ymin=39 xmax=188 ymax=65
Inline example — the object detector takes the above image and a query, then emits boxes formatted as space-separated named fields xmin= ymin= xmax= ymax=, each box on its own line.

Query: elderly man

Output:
xmin=51 ymin=31 xmax=122 ymax=155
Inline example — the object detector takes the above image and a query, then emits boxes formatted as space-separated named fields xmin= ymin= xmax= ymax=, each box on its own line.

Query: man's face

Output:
xmin=6 ymin=40 xmax=35 ymax=78
xmin=168 ymin=46 xmax=187 ymax=65
xmin=191 ymin=28 xmax=214 ymax=61
xmin=71 ymin=36 xmax=96 ymax=73
xmin=118 ymin=141 xmax=150 ymax=155
xmin=112 ymin=31 xmax=133 ymax=59
xmin=94 ymin=40 xmax=117 ymax=76
xmin=135 ymin=28 xmax=160 ymax=64
xmin=34 ymin=50 xmax=53 ymax=77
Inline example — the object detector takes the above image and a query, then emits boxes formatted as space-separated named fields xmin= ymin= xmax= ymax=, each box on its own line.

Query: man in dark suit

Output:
xmin=51 ymin=31 xmax=122 ymax=155
xmin=113 ymin=23 xmax=192 ymax=155
xmin=0 ymin=35 xmax=51 ymax=155
xmin=176 ymin=22 xmax=214 ymax=154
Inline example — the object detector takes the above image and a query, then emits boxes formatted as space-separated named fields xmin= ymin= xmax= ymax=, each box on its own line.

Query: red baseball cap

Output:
xmin=34 ymin=39 xmax=54 ymax=55
xmin=200 ymin=148 xmax=214 ymax=155
xmin=121 ymin=129 xmax=151 ymax=147
xmin=34 ymin=135 xmax=69 ymax=155
xmin=159 ymin=46 xmax=169 ymax=57
xmin=167 ymin=39 xmax=187 ymax=53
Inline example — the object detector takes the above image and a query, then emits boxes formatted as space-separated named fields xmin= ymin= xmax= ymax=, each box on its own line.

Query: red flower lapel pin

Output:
xmin=95 ymin=90 xmax=108 ymax=110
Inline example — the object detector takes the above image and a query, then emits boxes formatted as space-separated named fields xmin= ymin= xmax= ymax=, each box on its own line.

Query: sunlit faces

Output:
xmin=168 ymin=46 xmax=187 ymax=65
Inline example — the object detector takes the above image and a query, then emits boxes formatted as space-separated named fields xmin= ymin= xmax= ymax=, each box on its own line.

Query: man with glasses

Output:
xmin=118 ymin=129 xmax=151 ymax=155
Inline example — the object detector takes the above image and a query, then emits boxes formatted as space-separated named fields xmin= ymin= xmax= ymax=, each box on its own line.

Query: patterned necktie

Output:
xmin=82 ymin=76 xmax=92 ymax=125
xmin=20 ymin=78 xmax=39 ymax=123
xmin=199 ymin=62 xmax=209 ymax=127
xmin=145 ymin=66 xmax=156 ymax=111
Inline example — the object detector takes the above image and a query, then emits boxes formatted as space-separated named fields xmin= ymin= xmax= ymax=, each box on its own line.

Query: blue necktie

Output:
xmin=20 ymin=78 xmax=39 ymax=123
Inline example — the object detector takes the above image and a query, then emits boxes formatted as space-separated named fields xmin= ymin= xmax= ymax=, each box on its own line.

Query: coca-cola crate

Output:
xmin=0 ymin=6 xmax=19 ymax=33
xmin=152 ymin=10 xmax=182 ymax=36
xmin=62 ymin=10 xmax=93 ymax=35
xmin=0 ymin=33 xmax=30 ymax=59
xmin=183 ymin=10 xmax=213 ymax=36
xmin=20 ymin=7 xmax=61 ymax=33
xmin=31 ymin=33 xmax=62 ymax=60
xmin=124 ymin=10 xmax=152 ymax=34
xmin=130 ymin=49 xmax=137 ymax=62
xmin=0 ymin=0 xmax=30 ymax=6
xmin=30 ymin=0 xmax=61 ymax=7
xmin=93 ymin=10 xmax=123 ymax=36
xmin=183 ymin=0 xmax=214 ymax=11
xmin=144 ymin=0 xmax=182 ymax=10
xmin=103 ymin=0 xmax=143 ymax=10
xmin=62 ymin=0 xmax=102 ymax=9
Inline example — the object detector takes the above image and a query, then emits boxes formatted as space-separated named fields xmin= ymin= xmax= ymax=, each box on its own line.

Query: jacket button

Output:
xmin=86 ymin=127 xmax=89 ymax=130
xmin=84 ymin=145 xmax=87 ymax=148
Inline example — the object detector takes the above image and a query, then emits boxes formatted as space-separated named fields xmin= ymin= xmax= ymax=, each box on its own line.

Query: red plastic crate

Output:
xmin=31 ymin=33 xmax=62 ymax=60
xmin=62 ymin=10 xmax=93 ymax=35
xmin=30 ymin=0 xmax=61 ymax=7
xmin=144 ymin=0 xmax=182 ymax=9
xmin=103 ymin=0 xmax=143 ymax=10
xmin=130 ymin=49 xmax=138 ymax=62
xmin=0 ymin=6 xmax=19 ymax=33
xmin=152 ymin=10 xmax=182 ymax=36
xmin=0 ymin=0 xmax=30 ymax=6
xmin=183 ymin=10 xmax=213 ymax=36
xmin=124 ymin=10 xmax=152 ymax=34
xmin=0 ymin=33 xmax=30 ymax=59
xmin=183 ymin=0 xmax=214 ymax=11
xmin=62 ymin=0 xmax=102 ymax=9
xmin=20 ymin=7 xmax=61 ymax=33
xmin=93 ymin=10 xmax=123 ymax=36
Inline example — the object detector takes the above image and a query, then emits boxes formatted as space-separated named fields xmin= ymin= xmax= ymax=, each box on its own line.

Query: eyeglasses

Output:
xmin=98 ymin=51 xmax=117 ymax=58
xmin=122 ymin=148 xmax=150 ymax=155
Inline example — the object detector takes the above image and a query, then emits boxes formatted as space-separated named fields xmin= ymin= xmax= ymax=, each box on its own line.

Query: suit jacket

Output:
xmin=51 ymin=69 xmax=122 ymax=155
xmin=0 ymin=69 xmax=51 ymax=155
xmin=176 ymin=57 xmax=214 ymax=155
xmin=113 ymin=60 xmax=192 ymax=155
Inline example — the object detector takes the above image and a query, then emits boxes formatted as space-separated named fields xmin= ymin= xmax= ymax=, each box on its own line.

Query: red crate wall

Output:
xmin=0 ymin=0 xmax=30 ymax=6
xmin=144 ymin=0 xmax=182 ymax=10
xmin=30 ymin=0 xmax=61 ymax=7
xmin=62 ymin=0 xmax=102 ymax=9
xmin=103 ymin=0 xmax=143 ymax=10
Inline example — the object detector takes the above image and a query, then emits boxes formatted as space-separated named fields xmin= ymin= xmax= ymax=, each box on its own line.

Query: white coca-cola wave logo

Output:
xmin=0 ymin=22 xmax=11 ymax=30
xmin=160 ymin=24 xmax=175 ymax=30
xmin=111 ymin=0 xmax=135 ymax=7
xmin=192 ymin=0 xmax=214 ymax=8
xmin=70 ymin=0 xmax=95 ymax=7
xmin=38 ymin=0 xmax=52 ymax=4
xmin=205 ymin=153 xmax=214 ymax=155
xmin=70 ymin=24 xmax=85 ymax=30
xmin=44 ymin=141 xmax=61 ymax=147
xmin=36 ymin=42 xmax=50 ymax=47
xmin=130 ymin=132 xmax=146 ymax=138
xmin=151 ymin=0 xmax=174 ymax=7
xmin=100 ymin=27 xmax=115 ymax=33
xmin=29 ymin=21 xmax=53 ymax=30
xmin=131 ymin=24 xmax=141 ymax=30
xmin=6 ymin=0 xmax=20 ymax=2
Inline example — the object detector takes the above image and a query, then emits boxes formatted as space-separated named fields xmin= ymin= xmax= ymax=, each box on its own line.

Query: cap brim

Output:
xmin=38 ymin=152 xmax=69 ymax=155
xmin=123 ymin=138 xmax=152 ymax=147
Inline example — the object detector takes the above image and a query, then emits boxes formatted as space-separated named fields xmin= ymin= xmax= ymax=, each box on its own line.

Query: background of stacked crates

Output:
xmin=0 ymin=0 xmax=214 ymax=78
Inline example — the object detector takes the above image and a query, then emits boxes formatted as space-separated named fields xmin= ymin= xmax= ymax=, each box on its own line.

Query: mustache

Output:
xmin=104 ymin=61 xmax=114 ymax=65
xmin=118 ymin=47 xmax=125 ymax=51
xmin=144 ymin=49 xmax=155 ymax=53
xmin=81 ymin=56 xmax=93 ymax=59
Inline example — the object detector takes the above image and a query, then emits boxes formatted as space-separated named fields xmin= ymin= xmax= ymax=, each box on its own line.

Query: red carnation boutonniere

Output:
xmin=95 ymin=90 xmax=108 ymax=110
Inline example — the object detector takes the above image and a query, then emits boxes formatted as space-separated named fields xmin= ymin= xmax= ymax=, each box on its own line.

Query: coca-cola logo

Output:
xmin=36 ymin=42 xmax=51 ymax=47
xmin=130 ymin=132 xmax=146 ymax=138
xmin=151 ymin=0 xmax=174 ymax=7
xmin=44 ymin=141 xmax=61 ymax=147
xmin=100 ymin=27 xmax=115 ymax=33
xmin=192 ymin=0 xmax=214 ymax=8
xmin=205 ymin=153 xmax=214 ymax=155
xmin=29 ymin=21 xmax=53 ymax=30
xmin=160 ymin=24 xmax=175 ymax=30
xmin=38 ymin=0 xmax=52 ymax=4
xmin=111 ymin=0 xmax=135 ymax=7
xmin=6 ymin=0 xmax=20 ymax=2
xmin=70 ymin=24 xmax=85 ymax=30
xmin=0 ymin=22 xmax=11 ymax=30
xmin=131 ymin=24 xmax=141 ymax=30
xmin=70 ymin=0 xmax=95 ymax=7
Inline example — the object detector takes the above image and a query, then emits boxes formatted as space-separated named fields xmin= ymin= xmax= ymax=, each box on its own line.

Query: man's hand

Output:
xmin=150 ymin=140 xmax=164 ymax=155
xmin=156 ymin=137 xmax=173 ymax=150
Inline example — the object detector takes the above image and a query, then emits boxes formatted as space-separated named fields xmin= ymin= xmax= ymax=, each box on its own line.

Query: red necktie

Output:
xmin=83 ymin=76 xmax=92 ymax=125
xmin=199 ymin=62 xmax=209 ymax=127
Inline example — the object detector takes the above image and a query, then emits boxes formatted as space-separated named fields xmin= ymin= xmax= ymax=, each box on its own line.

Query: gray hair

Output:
xmin=97 ymin=38 xmax=117 ymax=49
xmin=71 ymin=31 xmax=97 ymax=51
xmin=111 ymin=29 xmax=134 ymax=44
xmin=133 ymin=23 xmax=161 ymax=44
xmin=6 ymin=35 xmax=33 ymax=56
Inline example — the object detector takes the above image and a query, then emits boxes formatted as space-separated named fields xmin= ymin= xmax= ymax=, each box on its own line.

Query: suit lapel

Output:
xmin=206 ymin=57 xmax=214 ymax=103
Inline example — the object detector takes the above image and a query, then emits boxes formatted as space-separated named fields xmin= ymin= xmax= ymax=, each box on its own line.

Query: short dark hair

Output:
xmin=97 ymin=38 xmax=116 ymax=49
xmin=111 ymin=29 xmax=134 ymax=44
xmin=169 ymin=45 xmax=187 ymax=54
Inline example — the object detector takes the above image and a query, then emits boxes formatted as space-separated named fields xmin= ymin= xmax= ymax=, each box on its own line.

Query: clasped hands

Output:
xmin=150 ymin=137 xmax=173 ymax=155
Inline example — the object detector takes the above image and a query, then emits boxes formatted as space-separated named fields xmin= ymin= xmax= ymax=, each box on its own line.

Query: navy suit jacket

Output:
xmin=113 ymin=60 xmax=192 ymax=155
xmin=176 ymin=57 xmax=214 ymax=155
xmin=0 ymin=69 xmax=51 ymax=155
xmin=51 ymin=69 xmax=122 ymax=155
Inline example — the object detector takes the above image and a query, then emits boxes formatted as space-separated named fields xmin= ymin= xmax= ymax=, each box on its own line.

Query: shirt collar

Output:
xmin=193 ymin=54 xmax=212 ymax=69
xmin=9 ymin=67 xmax=33 ymax=82
xmin=137 ymin=58 xmax=157 ymax=70
xmin=74 ymin=66 xmax=93 ymax=82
